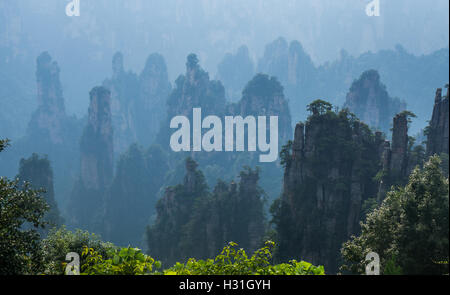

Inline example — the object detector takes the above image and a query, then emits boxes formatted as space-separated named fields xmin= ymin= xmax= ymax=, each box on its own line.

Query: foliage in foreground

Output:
xmin=40 ymin=226 xmax=116 ymax=275
xmin=80 ymin=241 xmax=324 ymax=275
xmin=0 ymin=138 xmax=50 ymax=275
xmin=340 ymin=156 xmax=449 ymax=275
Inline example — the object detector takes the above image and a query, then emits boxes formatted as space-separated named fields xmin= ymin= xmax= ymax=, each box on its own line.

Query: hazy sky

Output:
xmin=1 ymin=0 xmax=449 ymax=116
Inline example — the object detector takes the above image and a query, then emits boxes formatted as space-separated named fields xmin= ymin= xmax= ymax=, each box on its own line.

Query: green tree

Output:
xmin=0 ymin=138 xmax=9 ymax=152
xmin=164 ymin=241 xmax=324 ymax=275
xmin=307 ymin=99 xmax=333 ymax=116
xmin=341 ymin=156 xmax=449 ymax=274
xmin=17 ymin=153 xmax=63 ymax=230
xmin=39 ymin=226 xmax=116 ymax=275
xmin=0 ymin=140 xmax=49 ymax=274
xmin=79 ymin=241 xmax=324 ymax=275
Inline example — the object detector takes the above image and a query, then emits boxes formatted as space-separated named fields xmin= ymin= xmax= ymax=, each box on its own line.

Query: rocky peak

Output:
xmin=186 ymin=53 xmax=203 ymax=85
xmin=140 ymin=53 xmax=170 ymax=96
xmin=68 ymin=86 xmax=114 ymax=232
xmin=103 ymin=52 xmax=139 ymax=155
xmin=292 ymin=123 xmax=305 ymax=159
xmin=35 ymin=52 xmax=65 ymax=112
xmin=287 ymin=40 xmax=315 ymax=86
xmin=112 ymin=52 xmax=124 ymax=79
xmin=158 ymin=54 xmax=226 ymax=147
xmin=236 ymin=73 xmax=292 ymax=145
xmin=238 ymin=168 xmax=259 ymax=195
xmin=256 ymin=37 xmax=317 ymax=125
xmin=183 ymin=157 xmax=207 ymax=194
xmin=390 ymin=113 xmax=409 ymax=172
xmin=258 ymin=37 xmax=314 ymax=87
xmin=277 ymin=104 xmax=382 ymax=273
xmin=137 ymin=53 xmax=171 ymax=146
xmin=80 ymin=86 xmax=114 ymax=190
xmin=216 ymin=45 xmax=255 ymax=102
xmin=344 ymin=70 xmax=406 ymax=134
xmin=17 ymin=153 xmax=62 ymax=228
xmin=426 ymin=85 xmax=449 ymax=157
xmin=376 ymin=112 xmax=410 ymax=202
xmin=28 ymin=52 xmax=67 ymax=144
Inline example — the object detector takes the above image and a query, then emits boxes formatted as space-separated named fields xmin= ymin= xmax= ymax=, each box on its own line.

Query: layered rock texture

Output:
xmin=103 ymin=52 xmax=171 ymax=155
xmin=137 ymin=53 xmax=172 ymax=146
xmin=146 ymin=158 xmax=210 ymax=266
xmin=257 ymin=38 xmax=316 ymax=124
xmin=68 ymin=86 xmax=113 ymax=232
xmin=102 ymin=52 xmax=139 ymax=155
xmin=256 ymin=37 xmax=448 ymax=131
xmin=0 ymin=52 xmax=82 ymax=209
xmin=147 ymin=158 xmax=265 ymax=267
xmin=274 ymin=104 xmax=383 ymax=273
xmin=103 ymin=144 xmax=168 ymax=247
xmin=426 ymin=86 xmax=449 ymax=157
xmin=17 ymin=153 xmax=63 ymax=229
xmin=376 ymin=112 xmax=410 ymax=201
xmin=80 ymin=87 xmax=114 ymax=191
xmin=161 ymin=53 xmax=227 ymax=143
xmin=157 ymin=54 xmax=291 ymax=201
xmin=28 ymin=52 xmax=67 ymax=144
xmin=344 ymin=70 xmax=406 ymax=134
xmin=230 ymin=73 xmax=292 ymax=146
xmin=217 ymin=45 xmax=255 ymax=102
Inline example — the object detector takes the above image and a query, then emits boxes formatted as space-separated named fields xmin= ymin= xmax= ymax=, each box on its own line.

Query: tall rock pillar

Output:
xmin=427 ymin=86 xmax=449 ymax=157
xmin=68 ymin=86 xmax=113 ymax=232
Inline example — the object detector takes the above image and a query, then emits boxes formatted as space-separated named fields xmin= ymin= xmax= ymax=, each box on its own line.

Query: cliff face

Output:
xmin=233 ymin=73 xmax=292 ymax=146
xmin=103 ymin=52 xmax=171 ymax=155
xmin=255 ymin=38 xmax=449 ymax=133
xmin=155 ymin=53 xmax=227 ymax=185
xmin=28 ymin=52 xmax=67 ymax=144
xmin=0 ymin=52 xmax=83 ymax=211
xmin=257 ymin=37 xmax=316 ymax=124
xmin=80 ymin=86 xmax=114 ymax=190
xmin=103 ymin=144 xmax=168 ymax=247
xmin=185 ymin=167 xmax=266 ymax=261
xmin=276 ymin=105 xmax=382 ymax=273
xmin=147 ymin=158 xmax=265 ymax=267
xmin=217 ymin=45 xmax=255 ymax=102
xmin=102 ymin=52 xmax=139 ymax=156
xmin=137 ymin=53 xmax=172 ymax=146
xmin=68 ymin=86 xmax=113 ymax=231
xmin=376 ymin=112 xmax=410 ymax=201
xmin=344 ymin=70 xmax=406 ymax=134
xmin=157 ymin=55 xmax=292 ymax=202
xmin=17 ymin=153 xmax=63 ymax=228
xmin=146 ymin=158 xmax=209 ymax=266
xmin=426 ymin=86 xmax=449 ymax=157
xmin=166 ymin=54 xmax=227 ymax=125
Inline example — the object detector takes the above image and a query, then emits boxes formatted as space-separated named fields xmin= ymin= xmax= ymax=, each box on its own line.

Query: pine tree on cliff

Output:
xmin=271 ymin=100 xmax=382 ymax=273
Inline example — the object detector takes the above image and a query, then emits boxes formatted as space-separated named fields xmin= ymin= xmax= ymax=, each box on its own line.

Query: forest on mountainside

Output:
xmin=1 ymin=1 xmax=449 ymax=276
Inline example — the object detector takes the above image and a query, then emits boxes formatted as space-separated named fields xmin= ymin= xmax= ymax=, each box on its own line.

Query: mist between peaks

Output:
xmin=169 ymin=108 xmax=279 ymax=163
